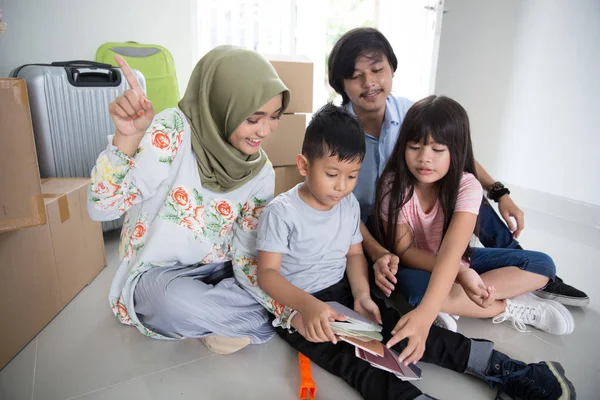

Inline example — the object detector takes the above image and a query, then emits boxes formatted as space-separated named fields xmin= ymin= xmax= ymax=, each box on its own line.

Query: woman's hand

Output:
xmin=386 ymin=306 xmax=437 ymax=366
xmin=109 ymin=55 xmax=155 ymax=137
xmin=290 ymin=313 xmax=306 ymax=336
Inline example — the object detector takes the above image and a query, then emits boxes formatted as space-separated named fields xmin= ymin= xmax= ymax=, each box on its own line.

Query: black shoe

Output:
xmin=535 ymin=276 xmax=590 ymax=307
xmin=484 ymin=350 xmax=576 ymax=400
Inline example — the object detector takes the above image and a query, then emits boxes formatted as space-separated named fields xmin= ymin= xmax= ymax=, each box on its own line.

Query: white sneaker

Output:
xmin=492 ymin=293 xmax=575 ymax=335
xmin=433 ymin=312 xmax=458 ymax=332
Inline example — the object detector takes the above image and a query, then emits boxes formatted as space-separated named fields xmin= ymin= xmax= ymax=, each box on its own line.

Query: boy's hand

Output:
xmin=354 ymin=295 xmax=383 ymax=325
xmin=373 ymin=252 xmax=399 ymax=297
xmin=457 ymin=267 xmax=496 ymax=308
xmin=386 ymin=306 xmax=436 ymax=366
xmin=298 ymin=298 xmax=347 ymax=344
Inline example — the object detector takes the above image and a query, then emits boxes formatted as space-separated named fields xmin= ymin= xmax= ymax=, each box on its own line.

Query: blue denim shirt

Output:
xmin=344 ymin=95 xmax=415 ymax=222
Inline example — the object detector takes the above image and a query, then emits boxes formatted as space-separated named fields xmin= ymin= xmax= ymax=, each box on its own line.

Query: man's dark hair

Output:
xmin=328 ymin=27 xmax=398 ymax=104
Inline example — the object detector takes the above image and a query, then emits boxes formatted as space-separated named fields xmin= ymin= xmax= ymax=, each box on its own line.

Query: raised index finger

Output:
xmin=114 ymin=55 xmax=144 ymax=94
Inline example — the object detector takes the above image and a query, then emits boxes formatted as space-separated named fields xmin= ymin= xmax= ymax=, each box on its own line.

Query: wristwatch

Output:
xmin=487 ymin=181 xmax=510 ymax=202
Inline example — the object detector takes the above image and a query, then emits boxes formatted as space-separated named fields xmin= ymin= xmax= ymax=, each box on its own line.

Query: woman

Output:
xmin=88 ymin=45 xmax=290 ymax=354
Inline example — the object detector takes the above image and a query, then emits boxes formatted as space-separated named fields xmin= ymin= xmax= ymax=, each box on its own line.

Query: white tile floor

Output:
xmin=1 ymin=207 xmax=599 ymax=400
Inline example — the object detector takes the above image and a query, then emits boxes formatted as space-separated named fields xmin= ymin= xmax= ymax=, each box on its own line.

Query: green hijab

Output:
xmin=178 ymin=45 xmax=290 ymax=193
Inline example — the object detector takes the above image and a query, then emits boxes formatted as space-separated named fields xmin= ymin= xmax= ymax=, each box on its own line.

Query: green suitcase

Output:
xmin=95 ymin=41 xmax=180 ymax=113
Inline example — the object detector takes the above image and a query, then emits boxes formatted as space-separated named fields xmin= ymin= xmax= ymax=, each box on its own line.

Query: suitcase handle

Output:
xmin=10 ymin=61 xmax=113 ymax=77
xmin=51 ymin=60 xmax=114 ymax=69
xmin=51 ymin=60 xmax=122 ymax=87
xmin=71 ymin=67 xmax=117 ymax=81
xmin=66 ymin=66 xmax=122 ymax=87
xmin=11 ymin=61 xmax=125 ymax=87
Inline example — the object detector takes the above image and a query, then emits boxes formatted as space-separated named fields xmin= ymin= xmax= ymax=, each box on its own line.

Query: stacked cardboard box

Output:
xmin=264 ymin=55 xmax=314 ymax=196
xmin=0 ymin=79 xmax=46 ymax=233
xmin=0 ymin=79 xmax=106 ymax=369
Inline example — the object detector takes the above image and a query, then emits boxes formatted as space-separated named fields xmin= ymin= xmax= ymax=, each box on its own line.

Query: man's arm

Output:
xmin=360 ymin=221 xmax=400 ymax=296
xmin=475 ymin=160 xmax=525 ymax=238
xmin=475 ymin=160 xmax=496 ymax=192
xmin=359 ymin=221 xmax=389 ymax=263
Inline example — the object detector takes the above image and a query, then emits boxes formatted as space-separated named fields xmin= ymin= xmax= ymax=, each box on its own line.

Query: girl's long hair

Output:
xmin=373 ymin=95 xmax=477 ymax=261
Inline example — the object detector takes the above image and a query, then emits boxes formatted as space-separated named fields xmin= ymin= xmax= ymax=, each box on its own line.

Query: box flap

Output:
xmin=42 ymin=178 xmax=91 ymax=195
xmin=0 ymin=79 xmax=46 ymax=232
xmin=43 ymin=194 xmax=70 ymax=223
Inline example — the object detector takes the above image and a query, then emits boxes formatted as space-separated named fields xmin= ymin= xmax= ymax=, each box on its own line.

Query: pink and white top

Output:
xmin=380 ymin=173 xmax=482 ymax=267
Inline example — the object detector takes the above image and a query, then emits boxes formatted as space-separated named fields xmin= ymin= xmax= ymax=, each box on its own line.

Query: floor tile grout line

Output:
xmin=530 ymin=333 xmax=561 ymax=348
xmin=31 ymin=338 xmax=38 ymax=400
xmin=65 ymin=354 xmax=218 ymax=400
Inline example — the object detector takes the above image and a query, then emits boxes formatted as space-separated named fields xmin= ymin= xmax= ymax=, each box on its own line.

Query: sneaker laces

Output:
xmin=492 ymin=300 xmax=540 ymax=332
xmin=485 ymin=359 xmax=547 ymax=400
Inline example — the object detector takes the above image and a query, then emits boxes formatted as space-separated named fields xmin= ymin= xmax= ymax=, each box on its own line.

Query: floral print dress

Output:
xmin=88 ymin=108 xmax=281 ymax=340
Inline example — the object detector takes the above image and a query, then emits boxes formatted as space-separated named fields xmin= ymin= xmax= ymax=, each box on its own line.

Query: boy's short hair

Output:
xmin=328 ymin=27 xmax=398 ymax=104
xmin=302 ymin=103 xmax=366 ymax=163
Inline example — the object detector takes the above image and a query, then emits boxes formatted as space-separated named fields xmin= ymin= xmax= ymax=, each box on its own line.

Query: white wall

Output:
xmin=0 ymin=0 xmax=196 ymax=95
xmin=436 ymin=0 xmax=600 ymax=207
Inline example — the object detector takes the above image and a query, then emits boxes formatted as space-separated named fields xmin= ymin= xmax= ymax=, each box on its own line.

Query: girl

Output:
xmin=88 ymin=45 xmax=290 ymax=354
xmin=373 ymin=96 xmax=574 ymax=347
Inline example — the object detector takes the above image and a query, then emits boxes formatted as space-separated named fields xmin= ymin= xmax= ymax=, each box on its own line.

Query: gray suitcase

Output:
xmin=11 ymin=61 xmax=146 ymax=232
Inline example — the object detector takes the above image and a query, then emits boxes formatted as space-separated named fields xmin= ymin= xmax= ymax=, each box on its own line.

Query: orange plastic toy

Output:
xmin=298 ymin=352 xmax=316 ymax=400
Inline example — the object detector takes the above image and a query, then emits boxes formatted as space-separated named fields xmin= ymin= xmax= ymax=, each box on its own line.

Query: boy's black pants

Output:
xmin=274 ymin=279 xmax=472 ymax=400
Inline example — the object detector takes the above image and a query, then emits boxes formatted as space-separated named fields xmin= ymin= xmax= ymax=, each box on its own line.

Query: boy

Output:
xmin=240 ymin=104 xmax=575 ymax=400
xmin=326 ymin=27 xmax=589 ymax=321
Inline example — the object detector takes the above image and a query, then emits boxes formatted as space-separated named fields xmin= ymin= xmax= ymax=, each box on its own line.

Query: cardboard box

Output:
xmin=267 ymin=55 xmax=314 ymax=113
xmin=0 ymin=218 xmax=62 ymax=370
xmin=0 ymin=178 xmax=106 ymax=369
xmin=0 ymin=78 xmax=46 ymax=233
xmin=41 ymin=178 xmax=107 ymax=306
xmin=274 ymin=166 xmax=304 ymax=196
xmin=262 ymin=114 xmax=308 ymax=167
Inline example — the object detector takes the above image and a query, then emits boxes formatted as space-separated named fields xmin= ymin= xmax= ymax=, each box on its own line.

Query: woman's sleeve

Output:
xmin=230 ymin=165 xmax=296 ymax=329
xmin=87 ymin=108 xmax=185 ymax=221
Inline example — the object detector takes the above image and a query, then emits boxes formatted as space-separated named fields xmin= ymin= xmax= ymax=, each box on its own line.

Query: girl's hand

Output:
xmin=354 ymin=295 xmax=383 ymax=325
xmin=298 ymin=298 xmax=347 ymax=344
xmin=386 ymin=307 xmax=436 ymax=366
xmin=109 ymin=55 xmax=155 ymax=137
xmin=373 ymin=252 xmax=399 ymax=297
xmin=457 ymin=267 xmax=496 ymax=308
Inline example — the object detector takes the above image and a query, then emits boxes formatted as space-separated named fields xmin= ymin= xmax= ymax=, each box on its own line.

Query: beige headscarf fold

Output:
xmin=178 ymin=45 xmax=290 ymax=193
